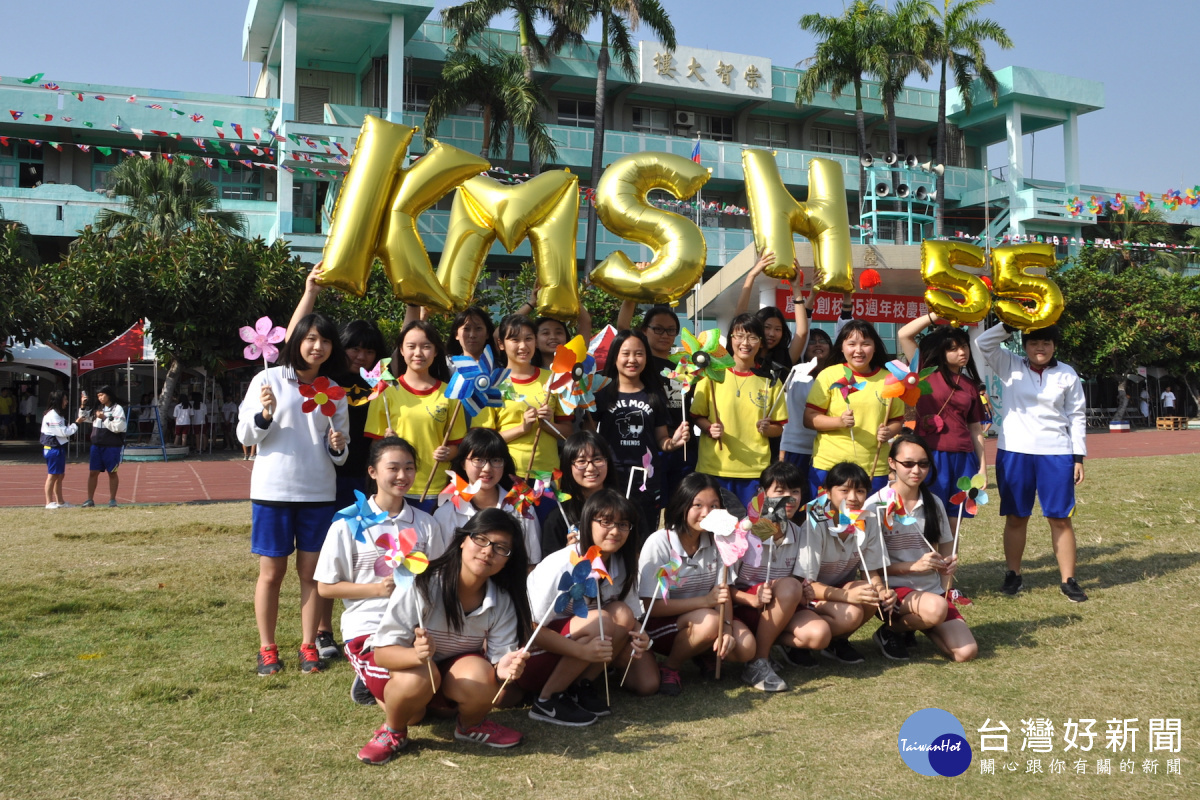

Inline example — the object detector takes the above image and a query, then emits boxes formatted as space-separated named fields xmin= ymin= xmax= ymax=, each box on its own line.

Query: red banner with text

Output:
xmin=776 ymin=290 xmax=930 ymax=325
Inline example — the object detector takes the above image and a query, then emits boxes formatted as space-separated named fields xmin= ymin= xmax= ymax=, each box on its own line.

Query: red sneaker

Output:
xmin=658 ymin=665 xmax=683 ymax=696
xmin=454 ymin=717 xmax=523 ymax=749
xmin=358 ymin=726 xmax=408 ymax=765
xmin=298 ymin=643 xmax=326 ymax=673
xmin=257 ymin=645 xmax=282 ymax=676
xmin=949 ymin=589 xmax=973 ymax=607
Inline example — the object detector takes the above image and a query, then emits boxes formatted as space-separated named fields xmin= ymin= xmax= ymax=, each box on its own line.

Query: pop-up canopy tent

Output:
xmin=77 ymin=320 xmax=156 ymax=374
xmin=2 ymin=339 xmax=74 ymax=380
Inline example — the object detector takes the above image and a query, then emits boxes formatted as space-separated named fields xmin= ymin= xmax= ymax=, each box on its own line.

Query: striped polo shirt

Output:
xmin=865 ymin=487 xmax=954 ymax=594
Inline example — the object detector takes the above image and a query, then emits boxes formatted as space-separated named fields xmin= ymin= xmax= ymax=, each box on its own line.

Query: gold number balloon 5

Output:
xmin=318 ymin=115 xmax=489 ymax=311
xmin=436 ymin=170 xmax=581 ymax=319
xmin=743 ymin=150 xmax=854 ymax=292
xmin=590 ymin=152 xmax=710 ymax=304
xmin=920 ymin=240 xmax=991 ymax=325
xmin=990 ymin=243 xmax=1064 ymax=331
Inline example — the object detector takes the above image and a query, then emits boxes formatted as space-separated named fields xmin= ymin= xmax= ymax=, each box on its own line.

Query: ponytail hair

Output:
xmin=887 ymin=431 xmax=942 ymax=547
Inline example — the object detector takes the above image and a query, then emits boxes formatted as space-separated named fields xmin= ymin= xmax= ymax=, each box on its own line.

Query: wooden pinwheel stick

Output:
xmin=524 ymin=425 xmax=543 ymax=481
xmin=492 ymin=602 xmax=558 ymax=705
xmin=946 ymin=500 xmax=966 ymax=594
xmin=714 ymin=565 xmax=727 ymax=680
xmin=520 ymin=398 xmax=564 ymax=439
xmin=708 ymin=379 xmax=724 ymax=451
xmin=419 ymin=402 xmax=462 ymax=502
xmin=867 ymin=394 xmax=890 ymax=477
xmin=619 ymin=592 xmax=659 ymax=687
xmin=416 ymin=592 xmax=437 ymax=689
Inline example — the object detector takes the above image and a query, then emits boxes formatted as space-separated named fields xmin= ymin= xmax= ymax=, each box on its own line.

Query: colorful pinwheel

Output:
xmin=354 ymin=358 xmax=394 ymax=406
xmin=1086 ymin=195 xmax=1103 ymax=216
xmin=570 ymin=545 xmax=613 ymax=585
xmin=531 ymin=469 xmax=571 ymax=505
xmin=639 ymin=448 xmax=654 ymax=492
xmin=439 ymin=471 xmax=481 ymax=510
xmin=882 ymin=353 xmax=937 ymax=407
xmin=829 ymin=501 xmax=867 ymax=535
xmin=700 ymin=508 xmax=762 ymax=568
xmin=333 ymin=489 xmax=387 ymax=544
xmin=373 ymin=528 xmax=429 ymax=591
xmin=1108 ymin=193 xmax=1126 ymax=214
xmin=504 ymin=477 xmax=541 ymax=516
xmin=661 ymin=361 xmax=699 ymax=391
xmin=554 ymin=558 xmax=600 ymax=619
xmin=672 ymin=329 xmax=734 ymax=384
xmin=830 ymin=366 xmax=867 ymax=400
xmin=299 ymin=376 xmax=345 ymax=417
xmin=876 ymin=487 xmax=917 ymax=530
xmin=240 ymin=316 xmax=286 ymax=367
xmin=805 ymin=491 xmax=832 ymax=526
xmin=548 ymin=335 xmax=610 ymax=414
xmin=447 ymin=346 xmax=510 ymax=418
xmin=655 ymin=556 xmax=683 ymax=602
xmin=950 ymin=474 xmax=989 ymax=515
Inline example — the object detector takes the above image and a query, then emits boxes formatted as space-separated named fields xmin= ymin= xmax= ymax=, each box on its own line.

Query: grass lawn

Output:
xmin=2 ymin=456 xmax=1198 ymax=799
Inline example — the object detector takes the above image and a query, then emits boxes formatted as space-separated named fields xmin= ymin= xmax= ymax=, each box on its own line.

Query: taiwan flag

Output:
xmin=690 ymin=138 xmax=701 ymax=164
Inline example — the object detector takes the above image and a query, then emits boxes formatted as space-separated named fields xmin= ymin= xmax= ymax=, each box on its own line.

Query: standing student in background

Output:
xmin=446 ymin=306 xmax=495 ymax=364
xmin=734 ymin=251 xmax=810 ymax=380
xmin=172 ymin=394 xmax=191 ymax=450
xmin=189 ymin=391 xmax=208 ymax=453
xmin=222 ymin=394 xmax=240 ymax=453
xmin=1161 ymin=385 xmax=1177 ymax=416
xmin=80 ymin=385 xmax=126 ymax=508
xmin=41 ymin=390 xmax=77 ymax=509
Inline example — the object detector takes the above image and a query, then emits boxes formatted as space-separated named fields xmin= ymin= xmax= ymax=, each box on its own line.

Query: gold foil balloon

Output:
xmin=590 ymin=152 xmax=709 ymax=304
xmin=436 ymin=170 xmax=580 ymax=317
xmin=743 ymin=150 xmax=853 ymax=292
xmin=990 ymin=243 xmax=1064 ymax=331
xmin=920 ymin=240 xmax=991 ymax=325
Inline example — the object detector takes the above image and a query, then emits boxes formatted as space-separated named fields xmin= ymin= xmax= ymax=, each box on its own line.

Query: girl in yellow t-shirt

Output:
xmin=690 ymin=314 xmax=785 ymax=509
xmin=366 ymin=321 xmax=466 ymax=514
xmin=804 ymin=320 xmax=905 ymax=497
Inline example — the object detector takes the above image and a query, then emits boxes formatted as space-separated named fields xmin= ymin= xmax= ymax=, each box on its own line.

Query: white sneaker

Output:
xmin=58 ymin=502 xmax=72 ymax=508
xmin=741 ymin=657 xmax=789 ymax=692
xmin=45 ymin=502 xmax=59 ymax=509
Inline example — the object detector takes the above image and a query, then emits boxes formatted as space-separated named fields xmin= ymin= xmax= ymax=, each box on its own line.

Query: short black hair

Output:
xmin=1023 ymin=325 xmax=1061 ymax=346
xmin=821 ymin=461 xmax=871 ymax=492
xmin=341 ymin=319 xmax=386 ymax=359
xmin=446 ymin=306 xmax=496 ymax=357
xmin=280 ymin=313 xmax=347 ymax=377
xmin=832 ymin=319 xmax=890 ymax=372
xmin=639 ymin=306 xmax=681 ymax=335
xmin=760 ymin=460 xmax=805 ymax=492
xmin=663 ymin=473 xmax=724 ymax=535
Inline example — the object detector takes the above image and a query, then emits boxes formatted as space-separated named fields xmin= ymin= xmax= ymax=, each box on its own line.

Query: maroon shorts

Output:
xmin=175 ymin=424 xmax=192 ymax=435
xmin=733 ymin=582 xmax=766 ymax=630
xmin=516 ymin=616 xmax=573 ymax=693
xmin=646 ymin=614 xmax=682 ymax=657
xmin=894 ymin=586 xmax=963 ymax=623
xmin=347 ymin=636 xmax=489 ymax=703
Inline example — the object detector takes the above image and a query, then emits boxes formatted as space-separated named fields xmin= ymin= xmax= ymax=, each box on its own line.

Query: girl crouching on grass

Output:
xmin=800 ymin=461 xmax=896 ymax=666
xmin=316 ymin=437 xmax=441 ymax=707
xmin=637 ymin=473 xmax=756 ymax=696
xmin=867 ymin=432 xmax=978 ymax=663
xmin=356 ymin=509 xmax=532 ymax=764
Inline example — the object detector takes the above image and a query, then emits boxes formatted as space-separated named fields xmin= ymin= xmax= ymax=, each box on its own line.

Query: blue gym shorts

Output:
xmin=930 ymin=450 xmax=981 ymax=518
xmin=251 ymin=502 xmax=337 ymax=557
xmin=44 ymin=445 xmax=66 ymax=475
xmin=995 ymin=450 xmax=1076 ymax=519
xmin=89 ymin=445 xmax=123 ymax=473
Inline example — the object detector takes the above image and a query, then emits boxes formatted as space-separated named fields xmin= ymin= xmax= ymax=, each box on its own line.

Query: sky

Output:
xmin=4 ymin=0 xmax=1197 ymax=195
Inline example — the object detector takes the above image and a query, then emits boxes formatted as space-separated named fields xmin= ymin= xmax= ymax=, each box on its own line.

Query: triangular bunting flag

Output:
xmin=193 ymin=138 xmax=207 ymax=151
xmin=82 ymin=122 xmax=94 ymax=128
xmin=146 ymin=104 xmax=163 ymax=110
xmin=72 ymin=92 xmax=83 ymax=101
xmin=32 ymin=113 xmax=53 ymax=121
xmin=252 ymin=127 xmax=262 ymax=141
xmin=150 ymin=130 xmax=168 ymax=137
xmin=77 ymin=144 xmax=91 ymax=152
xmin=41 ymin=83 xmax=61 ymax=91
xmin=218 ymin=160 xmax=232 ymax=173
xmin=19 ymin=73 xmax=45 ymax=84
xmin=48 ymin=142 xmax=63 ymax=151
xmin=202 ymin=157 xmax=213 ymax=167
xmin=131 ymin=129 xmax=143 ymax=140
xmin=9 ymin=111 xmax=23 ymax=120
xmin=139 ymin=151 xmax=152 ymax=159
xmin=93 ymin=95 xmax=106 ymax=101
xmin=232 ymin=123 xmax=243 ymax=139
xmin=95 ymin=146 xmax=112 ymax=155
xmin=126 ymin=95 xmax=137 ymax=103
xmin=229 ymin=143 xmax=240 ymax=154
xmin=190 ymin=113 xmax=204 ymax=123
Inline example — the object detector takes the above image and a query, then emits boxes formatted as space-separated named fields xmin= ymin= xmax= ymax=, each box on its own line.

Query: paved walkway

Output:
xmin=1 ymin=428 xmax=1197 ymax=508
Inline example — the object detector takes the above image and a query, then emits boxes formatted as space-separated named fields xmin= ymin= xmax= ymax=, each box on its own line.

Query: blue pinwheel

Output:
xmin=333 ymin=490 xmax=387 ymax=544
xmin=554 ymin=559 xmax=599 ymax=619
xmin=446 ymin=345 xmax=510 ymax=418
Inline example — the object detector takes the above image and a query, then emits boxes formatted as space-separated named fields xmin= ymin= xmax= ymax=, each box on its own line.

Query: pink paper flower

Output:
xmin=240 ymin=316 xmax=286 ymax=363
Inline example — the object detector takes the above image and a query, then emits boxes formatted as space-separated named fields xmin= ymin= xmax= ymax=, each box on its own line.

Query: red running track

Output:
xmin=1 ymin=428 xmax=1197 ymax=508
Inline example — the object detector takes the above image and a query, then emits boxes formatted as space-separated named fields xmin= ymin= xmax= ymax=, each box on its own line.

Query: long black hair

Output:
xmin=495 ymin=314 xmax=538 ymax=369
xmin=532 ymin=317 xmax=569 ymax=369
xmin=341 ymin=319 xmax=386 ymax=361
xmin=416 ymin=508 xmax=531 ymax=641
xmin=596 ymin=329 xmax=667 ymax=410
xmin=918 ymin=326 xmax=982 ymax=386
xmin=755 ymin=305 xmax=794 ymax=375
xmin=559 ymin=431 xmax=618 ymax=523
xmin=886 ymin=431 xmax=942 ymax=547
xmin=831 ymin=319 xmax=890 ymax=373
xmin=280 ymin=313 xmax=347 ymax=377
xmin=446 ymin=306 xmax=496 ymax=358
xmin=394 ymin=319 xmax=451 ymax=383
xmin=663 ymin=472 xmax=724 ymax=536
xmin=95 ymin=384 xmax=124 ymax=408
xmin=449 ymin=428 xmax=518 ymax=494
xmin=577 ymin=489 xmax=640 ymax=602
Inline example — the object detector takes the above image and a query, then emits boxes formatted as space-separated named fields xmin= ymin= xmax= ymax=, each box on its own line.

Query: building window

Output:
xmin=0 ymin=140 xmax=44 ymax=188
xmin=698 ymin=114 xmax=733 ymax=141
xmin=870 ymin=132 xmax=906 ymax=155
xmin=91 ymin=149 xmax=121 ymax=191
xmin=200 ymin=163 xmax=262 ymax=201
xmin=556 ymin=98 xmax=594 ymax=128
xmin=404 ymin=83 xmax=434 ymax=113
xmin=631 ymin=106 xmax=670 ymax=136
xmin=751 ymin=119 xmax=788 ymax=148
xmin=811 ymin=126 xmax=857 ymax=155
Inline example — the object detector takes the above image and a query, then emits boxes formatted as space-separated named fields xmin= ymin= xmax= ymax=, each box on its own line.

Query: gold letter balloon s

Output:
xmin=743 ymin=150 xmax=853 ymax=292
xmin=317 ymin=115 xmax=489 ymax=312
xmin=590 ymin=152 xmax=710 ymax=304
xmin=920 ymin=240 xmax=991 ymax=325
xmin=990 ymin=243 xmax=1064 ymax=331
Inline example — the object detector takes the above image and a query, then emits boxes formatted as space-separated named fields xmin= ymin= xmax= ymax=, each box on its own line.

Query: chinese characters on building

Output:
xmin=653 ymin=51 xmax=763 ymax=91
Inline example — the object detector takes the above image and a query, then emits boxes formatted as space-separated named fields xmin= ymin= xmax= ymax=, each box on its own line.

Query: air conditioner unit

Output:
xmin=676 ymin=111 xmax=695 ymax=127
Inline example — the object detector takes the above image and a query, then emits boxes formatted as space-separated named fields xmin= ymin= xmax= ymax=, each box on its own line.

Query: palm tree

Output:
xmin=878 ymin=2 xmax=933 ymax=180
xmin=924 ymin=0 xmax=1012 ymax=235
xmin=1089 ymin=207 xmax=1180 ymax=274
xmin=549 ymin=1 xmax=676 ymax=275
xmin=423 ymin=48 xmax=559 ymax=168
xmin=796 ymin=1 xmax=890 ymax=202
xmin=94 ymin=157 xmax=246 ymax=240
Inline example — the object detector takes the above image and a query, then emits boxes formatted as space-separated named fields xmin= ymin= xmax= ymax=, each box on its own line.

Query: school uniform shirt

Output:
xmin=1161 ymin=391 xmax=1176 ymax=411
xmin=172 ymin=404 xmax=190 ymax=428
xmin=189 ymin=402 xmax=207 ymax=427
xmin=237 ymin=366 xmax=350 ymax=504
xmin=798 ymin=497 xmax=887 ymax=586
xmin=432 ymin=494 xmax=542 ymax=565
xmin=593 ymin=387 xmax=669 ymax=493
xmin=914 ymin=370 xmax=985 ymax=453
xmin=40 ymin=410 xmax=78 ymax=446
xmin=806 ymin=365 xmax=905 ymax=476
xmin=690 ymin=371 xmax=785 ymax=479
xmin=527 ymin=544 xmax=642 ymax=624
xmin=637 ymin=528 xmax=732 ymax=602
xmin=367 ymin=574 xmax=519 ymax=665
xmin=471 ymin=369 xmax=571 ymax=478
xmin=365 ymin=376 xmax=467 ymax=496
xmin=336 ymin=371 xmax=375 ymax=482
xmin=90 ymin=403 xmax=127 ymax=447
xmin=313 ymin=496 xmax=439 ymax=641
xmin=972 ymin=324 xmax=1086 ymax=458
xmin=780 ymin=373 xmax=819 ymax=455
xmin=733 ymin=520 xmax=819 ymax=588
xmin=222 ymin=401 xmax=238 ymax=423
xmin=865 ymin=487 xmax=953 ymax=595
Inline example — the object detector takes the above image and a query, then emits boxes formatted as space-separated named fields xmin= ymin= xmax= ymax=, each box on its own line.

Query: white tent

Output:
xmin=2 ymin=339 xmax=74 ymax=378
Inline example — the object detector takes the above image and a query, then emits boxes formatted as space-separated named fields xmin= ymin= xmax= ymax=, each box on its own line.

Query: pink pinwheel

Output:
xmin=357 ymin=358 xmax=395 ymax=404
xmin=299 ymin=376 xmax=345 ymax=417
xmin=700 ymin=508 xmax=762 ymax=568
xmin=830 ymin=366 xmax=867 ymax=401
xmin=240 ymin=316 xmax=286 ymax=365
xmin=639 ymin=447 xmax=654 ymax=492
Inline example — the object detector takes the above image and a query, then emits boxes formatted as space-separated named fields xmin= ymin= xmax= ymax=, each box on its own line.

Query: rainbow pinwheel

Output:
xmin=1108 ymin=193 xmax=1126 ymax=214
xmin=548 ymin=335 xmax=610 ymax=414
xmin=950 ymin=474 xmax=989 ymax=515
xmin=830 ymin=366 xmax=867 ymax=401
xmin=1086 ymin=195 xmax=1103 ymax=216
xmin=554 ymin=558 xmax=600 ymax=619
xmin=1133 ymin=191 xmax=1153 ymax=212
xmin=333 ymin=490 xmax=388 ymax=544
xmin=504 ymin=477 xmax=541 ymax=516
xmin=299 ymin=376 xmax=345 ymax=417
xmin=353 ymin=358 xmax=394 ymax=406
xmin=671 ymin=329 xmax=734 ymax=384
xmin=876 ymin=487 xmax=917 ymax=530
xmin=438 ymin=471 xmax=481 ymax=510
xmin=530 ymin=469 xmax=571 ymax=505
xmin=805 ymin=491 xmax=832 ymax=526
xmin=373 ymin=528 xmax=429 ymax=591
xmin=239 ymin=316 xmax=285 ymax=364
xmin=829 ymin=501 xmax=867 ymax=536
xmin=661 ymin=361 xmax=699 ymax=392
xmin=655 ymin=556 xmax=683 ymax=602
xmin=700 ymin=508 xmax=762 ymax=568
xmin=447 ymin=346 xmax=510 ymax=419
xmin=882 ymin=354 xmax=937 ymax=407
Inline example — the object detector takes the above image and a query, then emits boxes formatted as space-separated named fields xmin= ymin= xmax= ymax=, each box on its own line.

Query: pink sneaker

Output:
xmin=357 ymin=726 xmax=408 ymax=765
xmin=454 ymin=717 xmax=523 ymax=748
xmin=949 ymin=589 xmax=973 ymax=607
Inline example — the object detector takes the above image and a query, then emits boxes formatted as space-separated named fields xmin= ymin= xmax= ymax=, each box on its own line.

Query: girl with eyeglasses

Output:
xmin=865 ymin=432 xmax=978 ymax=663
xmin=733 ymin=251 xmax=810 ymax=379
xmin=356 ymin=509 xmax=533 ymax=763
xmin=690 ymin=313 xmax=786 ymax=509
xmin=521 ymin=490 xmax=655 ymax=725
xmin=635 ymin=306 xmax=698 ymax=505
xmin=433 ymin=428 xmax=542 ymax=567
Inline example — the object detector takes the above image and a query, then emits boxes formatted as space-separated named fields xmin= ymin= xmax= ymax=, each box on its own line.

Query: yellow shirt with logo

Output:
xmin=471 ymin=368 xmax=570 ymax=478
xmin=806 ymin=365 xmax=905 ymax=476
xmin=365 ymin=377 xmax=467 ymax=496
xmin=690 ymin=370 xmax=784 ymax=479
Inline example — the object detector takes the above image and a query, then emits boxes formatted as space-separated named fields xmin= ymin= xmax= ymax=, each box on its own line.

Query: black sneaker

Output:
xmin=821 ymin=638 xmax=865 ymax=665
xmin=257 ymin=644 xmax=282 ymax=676
xmin=568 ymin=678 xmax=611 ymax=717
xmin=873 ymin=627 xmax=911 ymax=661
xmin=1001 ymin=570 xmax=1023 ymax=595
xmin=315 ymin=630 xmax=341 ymax=661
xmin=903 ymin=630 xmax=918 ymax=648
xmin=1061 ymin=577 xmax=1088 ymax=603
xmin=528 ymin=692 xmax=597 ymax=727
xmin=351 ymin=675 xmax=377 ymax=705
xmin=775 ymin=645 xmax=819 ymax=669
xmin=298 ymin=643 xmax=326 ymax=674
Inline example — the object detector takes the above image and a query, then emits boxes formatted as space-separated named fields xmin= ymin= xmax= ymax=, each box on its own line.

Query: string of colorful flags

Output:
xmin=1066 ymin=188 xmax=1200 ymax=216
xmin=949 ymin=230 xmax=1200 ymax=252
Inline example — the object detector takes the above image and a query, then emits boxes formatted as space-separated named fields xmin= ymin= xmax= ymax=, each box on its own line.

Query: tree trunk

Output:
xmin=584 ymin=23 xmax=610 ymax=276
xmin=506 ymin=126 xmax=515 ymax=170
xmin=480 ymin=105 xmax=493 ymax=159
xmin=153 ymin=356 xmax=183 ymax=446
xmin=935 ymin=60 xmax=947 ymax=237
xmin=1114 ymin=375 xmax=1130 ymax=420
xmin=887 ymin=97 xmax=902 ymax=242
xmin=854 ymin=78 xmax=868 ymax=203
xmin=1184 ymin=376 xmax=1200 ymax=418
xmin=521 ymin=39 xmax=542 ymax=177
